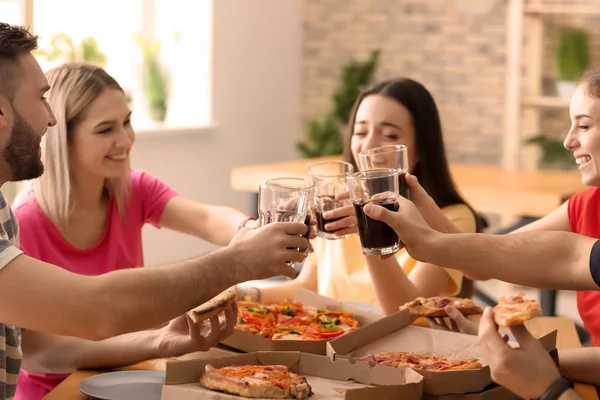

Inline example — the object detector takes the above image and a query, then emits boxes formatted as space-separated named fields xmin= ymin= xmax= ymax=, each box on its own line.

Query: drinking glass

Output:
xmin=357 ymin=145 xmax=410 ymax=200
xmin=308 ymin=161 xmax=354 ymax=240
xmin=347 ymin=168 xmax=400 ymax=256
xmin=258 ymin=178 xmax=315 ymax=264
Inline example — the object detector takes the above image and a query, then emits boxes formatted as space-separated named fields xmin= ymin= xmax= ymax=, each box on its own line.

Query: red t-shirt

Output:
xmin=568 ymin=187 xmax=600 ymax=347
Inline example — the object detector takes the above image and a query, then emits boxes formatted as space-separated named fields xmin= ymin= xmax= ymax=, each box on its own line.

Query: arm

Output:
xmin=160 ymin=196 xmax=248 ymax=246
xmin=364 ymin=198 xmax=600 ymax=291
xmin=512 ymin=201 xmax=572 ymax=234
xmin=22 ymin=305 xmax=236 ymax=373
xmin=558 ymin=348 xmax=600 ymax=386
xmin=21 ymin=329 xmax=165 ymax=373
xmin=239 ymin=257 xmax=318 ymax=303
xmin=421 ymin=231 xmax=597 ymax=290
xmin=559 ymin=390 xmax=584 ymax=400
xmin=0 ymin=222 xmax=308 ymax=340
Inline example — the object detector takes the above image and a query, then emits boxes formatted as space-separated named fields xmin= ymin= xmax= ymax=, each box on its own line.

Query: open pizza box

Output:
xmin=326 ymin=308 xmax=557 ymax=396
xmin=220 ymin=288 xmax=384 ymax=355
xmin=161 ymin=351 xmax=424 ymax=400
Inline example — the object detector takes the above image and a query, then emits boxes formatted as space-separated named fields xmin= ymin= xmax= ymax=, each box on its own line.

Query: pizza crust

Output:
xmin=400 ymin=296 xmax=483 ymax=318
xmin=189 ymin=286 xmax=238 ymax=323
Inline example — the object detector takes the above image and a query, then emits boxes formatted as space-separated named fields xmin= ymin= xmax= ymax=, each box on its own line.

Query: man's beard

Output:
xmin=2 ymin=112 xmax=44 ymax=182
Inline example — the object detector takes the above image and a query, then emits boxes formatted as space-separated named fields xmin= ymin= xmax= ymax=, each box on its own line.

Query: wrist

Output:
xmin=537 ymin=376 xmax=572 ymax=400
xmin=415 ymin=229 xmax=444 ymax=264
xmin=148 ymin=329 xmax=166 ymax=359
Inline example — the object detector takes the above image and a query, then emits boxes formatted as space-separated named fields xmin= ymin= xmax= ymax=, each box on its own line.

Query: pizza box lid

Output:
xmin=161 ymin=351 xmax=424 ymax=400
xmin=326 ymin=308 xmax=557 ymax=396
xmin=219 ymin=288 xmax=384 ymax=355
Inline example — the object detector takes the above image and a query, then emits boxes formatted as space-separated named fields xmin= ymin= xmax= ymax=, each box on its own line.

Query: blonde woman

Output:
xmin=12 ymin=64 xmax=258 ymax=399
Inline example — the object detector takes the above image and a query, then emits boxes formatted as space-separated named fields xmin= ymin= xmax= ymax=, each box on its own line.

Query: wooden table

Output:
xmin=230 ymin=156 xmax=585 ymax=218
xmin=43 ymin=347 xmax=235 ymax=399
xmin=45 ymin=319 xmax=597 ymax=399
xmin=42 ymin=358 xmax=171 ymax=400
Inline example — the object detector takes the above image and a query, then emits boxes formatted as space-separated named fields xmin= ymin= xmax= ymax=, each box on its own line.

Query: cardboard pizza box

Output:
xmin=220 ymin=288 xmax=384 ymax=355
xmin=161 ymin=351 xmax=424 ymax=400
xmin=326 ymin=308 xmax=557 ymax=396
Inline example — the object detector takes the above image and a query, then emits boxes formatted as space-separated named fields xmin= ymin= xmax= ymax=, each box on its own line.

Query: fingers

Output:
xmin=285 ymin=235 xmax=310 ymax=252
xmin=324 ymin=215 xmax=356 ymax=233
xmin=478 ymin=308 xmax=510 ymax=355
xmin=281 ymin=249 xmax=307 ymax=265
xmin=276 ymin=222 xmax=309 ymax=236
xmin=510 ymin=324 xmax=536 ymax=348
xmin=446 ymin=306 xmax=478 ymax=335
xmin=427 ymin=318 xmax=447 ymax=331
xmin=332 ymin=225 xmax=359 ymax=237
xmin=275 ymin=260 xmax=300 ymax=278
xmin=405 ymin=174 xmax=428 ymax=202
xmin=334 ymin=192 xmax=351 ymax=201
xmin=322 ymin=204 xmax=354 ymax=220
xmin=363 ymin=202 xmax=398 ymax=227
xmin=450 ymin=318 xmax=459 ymax=332
xmin=220 ymin=303 xmax=237 ymax=339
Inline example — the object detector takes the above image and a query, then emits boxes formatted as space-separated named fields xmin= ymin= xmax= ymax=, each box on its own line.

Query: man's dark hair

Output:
xmin=0 ymin=23 xmax=38 ymax=99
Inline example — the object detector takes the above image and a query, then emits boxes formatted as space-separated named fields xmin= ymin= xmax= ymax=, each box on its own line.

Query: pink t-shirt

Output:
xmin=14 ymin=169 xmax=178 ymax=400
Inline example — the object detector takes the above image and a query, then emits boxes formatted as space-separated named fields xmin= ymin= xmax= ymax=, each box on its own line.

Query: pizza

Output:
xmin=360 ymin=351 xmax=482 ymax=372
xmin=200 ymin=364 xmax=313 ymax=399
xmin=493 ymin=291 xmax=542 ymax=327
xmin=189 ymin=286 xmax=238 ymax=323
xmin=399 ymin=296 xmax=483 ymax=318
xmin=236 ymin=301 xmax=359 ymax=340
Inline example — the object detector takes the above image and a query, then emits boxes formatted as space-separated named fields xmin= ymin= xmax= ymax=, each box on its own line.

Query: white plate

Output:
xmin=79 ymin=370 xmax=165 ymax=400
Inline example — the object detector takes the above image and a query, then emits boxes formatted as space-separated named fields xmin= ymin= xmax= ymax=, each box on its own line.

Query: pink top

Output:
xmin=14 ymin=169 xmax=178 ymax=400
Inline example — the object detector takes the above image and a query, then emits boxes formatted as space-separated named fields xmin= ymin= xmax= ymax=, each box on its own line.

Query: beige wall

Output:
xmin=132 ymin=0 xmax=302 ymax=265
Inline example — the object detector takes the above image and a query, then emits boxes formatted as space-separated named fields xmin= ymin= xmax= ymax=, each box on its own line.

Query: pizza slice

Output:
xmin=200 ymin=364 xmax=313 ymax=399
xmin=360 ymin=351 xmax=482 ymax=371
xmin=189 ymin=286 xmax=238 ymax=323
xmin=493 ymin=291 xmax=542 ymax=327
xmin=399 ymin=296 xmax=483 ymax=318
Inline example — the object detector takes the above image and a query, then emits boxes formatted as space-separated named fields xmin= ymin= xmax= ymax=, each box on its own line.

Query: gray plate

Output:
xmin=79 ymin=370 xmax=165 ymax=400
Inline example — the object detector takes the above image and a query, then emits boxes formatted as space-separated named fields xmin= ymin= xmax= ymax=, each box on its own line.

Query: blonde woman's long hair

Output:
xmin=14 ymin=63 xmax=130 ymax=227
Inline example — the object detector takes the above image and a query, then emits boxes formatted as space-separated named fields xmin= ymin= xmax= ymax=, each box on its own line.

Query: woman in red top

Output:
xmin=510 ymin=66 xmax=600 ymax=346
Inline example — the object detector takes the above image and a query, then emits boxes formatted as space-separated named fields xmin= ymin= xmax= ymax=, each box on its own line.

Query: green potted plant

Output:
xmin=524 ymin=134 xmax=574 ymax=170
xmin=137 ymin=36 xmax=170 ymax=122
xmin=297 ymin=50 xmax=380 ymax=157
xmin=35 ymin=33 xmax=108 ymax=67
xmin=556 ymin=28 xmax=589 ymax=99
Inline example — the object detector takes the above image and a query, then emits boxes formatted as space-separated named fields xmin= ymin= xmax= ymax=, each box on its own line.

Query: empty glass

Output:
xmin=308 ymin=161 xmax=354 ymax=240
xmin=357 ymin=145 xmax=410 ymax=200
xmin=347 ymin=168 xmax=400 ymax=256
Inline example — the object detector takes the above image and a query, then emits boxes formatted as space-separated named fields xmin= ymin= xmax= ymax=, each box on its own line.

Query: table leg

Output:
xmin=540 ymin=289 xmax=557 ymax=316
